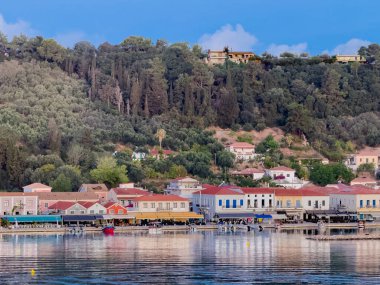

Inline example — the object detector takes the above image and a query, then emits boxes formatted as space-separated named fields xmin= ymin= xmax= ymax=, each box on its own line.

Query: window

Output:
xmin=4 ymin=200 xmax=9 ymax=207
xmin=99 ymin=210 xmax=104 ymax=214
xmin=308 ymin=200 xmax=311 ymax=206
xmin=90 ymin=210 xmax=94 ymax=214
xmin=262 ymin=195 xmax=264 ymax=197
xmin=166 ymin=203 xmax=170 ymax=210
xmin=44 ymin=202 xmax=48 ymax=208
xmin=367 ymin=200 xmax=370 ymax=206
xmin=151 ymin=203 xmax=155 ymax=208
xmin=143 ymin=203 xmax=148 ymax=208
xmin=180 ymin=202 xmax=185 ymax=208
xmin=118 ymin=209 xmax=123 ymax=214
xmin=80 ymin=210 xmax=85 ymax=214
xmin=373 ymin=200 xmax=376 ymax=207
xmin=110 ymin=209 xmax=115 ymax=214
xmin=158 ymin=203 xmax=163 ymax=209
xmin=360 ymin=200 xmax=363 ymax=208
xmin=173 ymin=202 xmax=177 ymax=208
xmin=287 ymin=174 xmax=290 ymax=177
xmin=286 ymin=200 xmax=291 ymax=208
xmin=218 ymin=200 xmax=222 ymax=206
xmin=269 ymin=195 xmax=272 ymax=197
xmin=322 ymin=200 xmax=325 ymax=206
xmin=70 ymin=210 xmax=75 ymax=214
xmin=240 ymin=199 xmax=244 ymax=206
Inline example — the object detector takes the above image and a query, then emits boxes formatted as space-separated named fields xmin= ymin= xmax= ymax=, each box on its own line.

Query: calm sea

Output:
xmin=1 ymin=230 xmax=380 ymax=284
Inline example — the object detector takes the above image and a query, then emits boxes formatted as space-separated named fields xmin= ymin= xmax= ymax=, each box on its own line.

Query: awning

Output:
xmin=103 ymin=214 xmax=134 ymax=220
xmin=62 ymin=215 xmax=104 ymax=222
xmin=218 ymin=213 xmax=256 ymax=219
xmin=255 ymin=214 xmax=272 ymax=219
xmin=3 ymin=215 xmax=61 ymax=223
xmin=129 ymin=212 xmax=203 ymax=220
xmin=271 ymin=214 xmax=287 ymax=220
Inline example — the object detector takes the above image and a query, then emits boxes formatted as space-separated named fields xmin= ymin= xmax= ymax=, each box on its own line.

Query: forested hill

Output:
xmin=0 ymin=34 xmax=379 ymax=190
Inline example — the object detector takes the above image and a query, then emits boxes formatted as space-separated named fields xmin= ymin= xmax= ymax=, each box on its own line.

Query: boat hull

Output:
xmin=103 ymin=226 xmax=115 ymax=235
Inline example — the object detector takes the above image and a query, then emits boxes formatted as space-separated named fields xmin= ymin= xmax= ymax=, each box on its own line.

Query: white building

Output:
xmin=350 ymin=177 xmax=379 ymax=190
xmin=78 ymin=201 xmax=107 ymax=214
xmin=165 ymin=177 xmax=203 ymax=198
xmin=108 ymin=187 xmax=150 ymax=207
xmin=230 ymin=168 xmax=265 ymax=180
xmin=226 ymin=142 xmax=256 ymax=161
xmin=240 ymin=188 xmax=275 ymax=210
xmin=132 ymin=151 xmax=146 ymax=161
xmin=266 ymin=166 xmax=308 ymax=189
xmin=301 ymin=190 xmax=330 ymax=211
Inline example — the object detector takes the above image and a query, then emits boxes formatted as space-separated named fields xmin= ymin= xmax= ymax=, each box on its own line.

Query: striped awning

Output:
xmin=129 ymin=212 xmax=204 ymax=220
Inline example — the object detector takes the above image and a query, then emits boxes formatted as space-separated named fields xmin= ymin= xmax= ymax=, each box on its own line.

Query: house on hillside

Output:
xmin=230 ymin=168 xmax=265 ymax=180
xmin=23 ymin=183 xmax=52 ymax=193
xmin=345 ymin=149 xmax=380 ymax=172
xmin=150 ymin=148 xmax=174 ymax=160
xmin=165 ymin=177 xmax=203 ymax=198
xmin=266 ymin=166 xmax=308 ymax=189
xmin=335 ymin=55 xmax=366 ymax=63
xmin=350 ymin=177 xmax=379 ymax=189
xmin=79 ymin=184 xmax=109 ymax=202
xmin=205 ymin=50 xmax=255 ymax=65
xmin=132 ymin=151 xmax=146 ymax=161
xmin=226 ymin=142 xmax=256 ymax=161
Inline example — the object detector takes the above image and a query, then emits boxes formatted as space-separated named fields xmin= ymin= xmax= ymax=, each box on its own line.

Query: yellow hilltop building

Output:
xmin=335 ymin=55 xmax=366 ymax=63
xmin=206 ymin=49 xmax=255 ymax=65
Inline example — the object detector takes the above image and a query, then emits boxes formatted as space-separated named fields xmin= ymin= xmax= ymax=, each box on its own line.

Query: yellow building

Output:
xmin=335 ymin=55 xmax=366 ymax=63
xmin=346 ymin=149 xmax=380 ymax=172
xmin=206 ymin=50 xmax=254 ymax=65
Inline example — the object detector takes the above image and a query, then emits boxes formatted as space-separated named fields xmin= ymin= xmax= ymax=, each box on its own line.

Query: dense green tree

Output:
xmin=90 ymin=157 xmax=129 ymax=187
xmin=309 ymin=163 xmax=355 ymax=186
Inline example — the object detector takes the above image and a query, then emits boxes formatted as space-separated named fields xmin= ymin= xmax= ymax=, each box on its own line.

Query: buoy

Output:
xmin=31 ymin=269 xmax=36 ymax=276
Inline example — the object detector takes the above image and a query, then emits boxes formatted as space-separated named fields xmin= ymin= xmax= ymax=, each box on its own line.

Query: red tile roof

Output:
xmin=193 ymin=186 xmax=244 ymax=196
xmin=274 ymin=188 xmax=330 ymax=197
xmin=80 ymin=184 xmax=108 ymax=192
xmin=132 ymin=194 xmax=188 ymax=202
xmin=229 ymin=142 xmax=255 ymax=148
xmin=48 ymin=201 xmax=76 ymax=210
xmin=36 ymin=192 xmax=99 ymax=201
xmin=103 ymin=201 xmax=127 ymax=209
xmin=240 ymin=187 xmax=276 ymax=194
xmin=269 ymin=166 xmax=295 ymax=172
xmin=111 ymin=188 xmax=150 ymax=196
xmin=331 ymin=186 xmax=380 ymax=195
xmin=78 ymin=201 xmax=99 ymax=208
xmin=231 ymin=168 xmax=264 ymax=175
xmin=0 ymin=192 xmax=38 ymax=197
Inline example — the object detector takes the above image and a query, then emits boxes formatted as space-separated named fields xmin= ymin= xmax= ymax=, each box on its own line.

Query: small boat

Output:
xmin=102 ymin=225 xmax=115 ymax=235
xmin=148 ymin=227 xmax=162 ymax=234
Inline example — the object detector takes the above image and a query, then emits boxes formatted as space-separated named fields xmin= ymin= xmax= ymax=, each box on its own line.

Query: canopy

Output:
xmin=62 ymin=215 xmax=103 ymax=222
xmin=254 ymin=214 xmax=272 ymax=219
xmin=130 ymin=212 xmax=203 ymax=220
xmin=103 ymin=214 xmax=134 ymax=220
xmin=271 ymin=214 xmax=287 ymax=220
xmin=3 ymin=215 xmax=61 ymax=223
xmin=218 ymin=213 xmax=256 ymax=219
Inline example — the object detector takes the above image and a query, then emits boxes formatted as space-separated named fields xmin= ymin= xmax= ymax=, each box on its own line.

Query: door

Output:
xmin=233 ymin=200 xmax=237 ymax=208
xmin=226 ymin=200 xmax=230 ymax=208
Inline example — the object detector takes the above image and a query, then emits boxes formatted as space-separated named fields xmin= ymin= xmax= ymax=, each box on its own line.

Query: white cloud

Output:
xmin=198 ymin=24 xmax=257 ymax=51
xmin=55 ymin=31 xmax=87 ymax=48
xmin=0 ymin=14 xmax=36 ymax=39
xmin=329 ymin=38 xmax=371 ymax=55
xmin=266 ymin=42 xmax=308 ymax=56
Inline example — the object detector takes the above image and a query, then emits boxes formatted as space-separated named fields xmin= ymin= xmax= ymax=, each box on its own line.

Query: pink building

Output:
xmin=0 ymin=192 xmax=39 ymax=215
xmin=226 ymin=142 xmax=256 ymax=161
xmin=78 ymin=184 xmax=109 ymax=202
xmin=36 ymin=192 xmax=99 ymax=214
xmin=23 ymin=183 xmax=52 ymax=193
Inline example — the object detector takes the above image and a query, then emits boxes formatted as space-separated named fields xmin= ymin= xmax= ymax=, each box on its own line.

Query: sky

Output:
xmin=1 ymin=0 xmax=380 ymax=55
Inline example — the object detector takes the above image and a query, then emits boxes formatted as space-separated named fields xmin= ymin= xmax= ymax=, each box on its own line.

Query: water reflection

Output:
xmin=0 ymin=231 xmax=380 ymax=284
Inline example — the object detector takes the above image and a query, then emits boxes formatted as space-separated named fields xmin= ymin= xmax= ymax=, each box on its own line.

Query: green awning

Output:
xmin=3 ymin=215 xmax=61 ymax=223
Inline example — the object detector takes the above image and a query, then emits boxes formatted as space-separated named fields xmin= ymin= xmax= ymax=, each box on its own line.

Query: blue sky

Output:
xmin=1 ymin=0 xmax=379 ymax=55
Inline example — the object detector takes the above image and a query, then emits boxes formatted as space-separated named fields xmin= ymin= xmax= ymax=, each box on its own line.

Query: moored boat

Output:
xmin=102 ymin=225 xmax=115 ymax=235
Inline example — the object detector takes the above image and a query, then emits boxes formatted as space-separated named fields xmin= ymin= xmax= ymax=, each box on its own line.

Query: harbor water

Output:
xmin=1 ymin=230 xmax=380 ymax=284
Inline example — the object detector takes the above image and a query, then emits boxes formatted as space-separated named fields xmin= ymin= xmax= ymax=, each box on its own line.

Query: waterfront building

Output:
xmin=48 ymin=201 xmax=87 ymax=215
xmin=36 ymin=192 xmax=99 ymax=214
xmin=78 ymin=201 xmax=107 ymax=214
xmin=0 ymin=192 xmax=38 ymax=215
xmin=230 ymin=168 xmax=265 ymax=180
xmin=23 ymin=183 xmax=52 ymax=193
xmin=240 ymin=188 xmax=276 ymax=210
xmin=130 ymin=194 xmax=190 ymax=212
xmin=108 ymin=187 xmax=150 ymax=207
xmin=226 ymin=142 xmax=256 ymax=161
xmin=350 ymin=177 xmax=379 ymax=189
xmin=79 ymin=184 xmax=109 ymax=202
xmin=165 ymin=177 xmax=203 ymax=198
xmin=103 ymin=202 xmax=128 ymax=215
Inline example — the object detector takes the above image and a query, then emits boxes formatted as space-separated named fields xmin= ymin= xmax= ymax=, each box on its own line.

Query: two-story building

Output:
xmin=78 ymin=201 xmax=107 ymax=215
xmin=240 ymin=188 xmax=275 ymax=210
xmin=335 ymin=55 xmax=366 ymax=63
xmin=165 ymin=177 xmax=203 ymax=198
xmin=206 ymin=50 xmax=254 ymax=65
xmin=226 ymin=142 xmax=256 ymax=161
xmin=266 ymin=166 xmax=308 ymax=189
xmin=108 ymin=187 xmax=150 ymax=207
xmin=0 ymin=192 xmax=39 ymax=215
xmin=23 ymin=183 xmax=52 ymax=193
xmin=48 ymin=201 xmax=87 ymax=215
xmin=103 ymin=202 xmax=128 ymax=215
xmin=345 ymin=149 xmax=380 ymax=172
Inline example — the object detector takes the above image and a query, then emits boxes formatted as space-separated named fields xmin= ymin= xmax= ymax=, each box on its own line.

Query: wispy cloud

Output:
xmin=198 ymin=24 xmax=257 ymax=51
xmin=266 ymin=43 xmax=308 ymax=56
xmin=0 ymin=14 xmax=36 ymax=40
xmin=325 ymin=38 xmax=371 ymax=55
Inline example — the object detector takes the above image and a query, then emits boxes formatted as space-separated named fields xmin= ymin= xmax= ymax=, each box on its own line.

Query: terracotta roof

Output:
xmin=274 ymin=188 xmax=329 ymax=197
xmin=331 ymin=185 xmax=380 ymax=195
xmin=23 ymin=183 xmax=51 ymax=189
xmin=193 ymin=186 xmax=244 ymax=196
xmin=48 ymin=201 xmax=76 ymax=210
xmin=35 ymin=192 xmax=98 ymax=201
xmin=0 ymin=192 xmax=38 ymax=197
xmin=356 ymin=149 xmax=380 ymax=156
xmin=103 ymin=201 xmax=127 ymax=209
xmin=172 ymin=177 xmax=198 ymax=182
xmin=229 ymin=142 xmax=254 ymax=148
xmin=78 ymin=201 xmax=100 ymax=208
xmin=269 ymin=166 xmax=295 ymax=172
xmin=240 ymin=187 xmax=276 ymax=194
xmin=150 ymin=149 xmax=174 ymax=156
xmin=351 ymin=177 xmax=377 ymax=184
xmin=111 ymin=188 xmax=150 ymax=196
xmin=80 ymin=184 xmax=108 ymax=192
xmin=132 ymin=194 xmax=188 ymax=202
